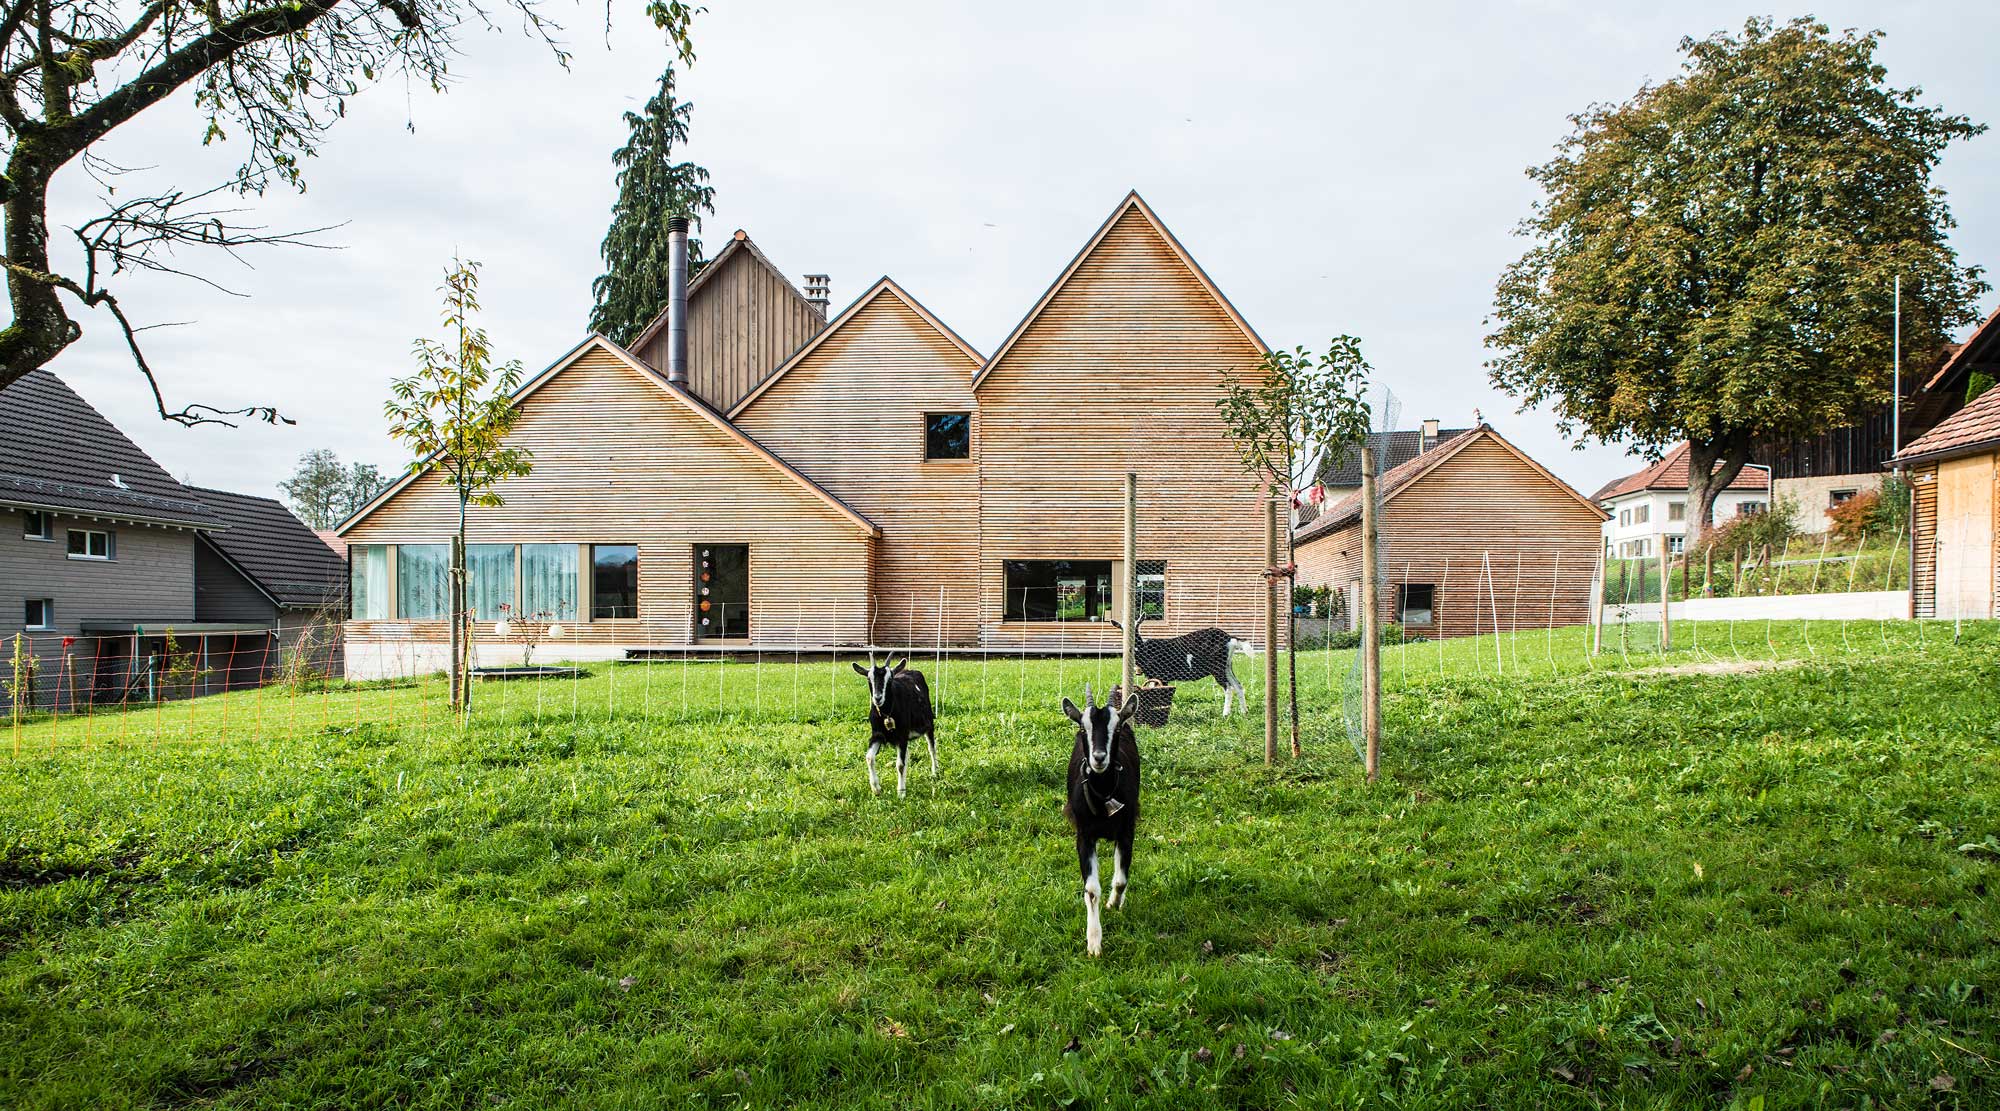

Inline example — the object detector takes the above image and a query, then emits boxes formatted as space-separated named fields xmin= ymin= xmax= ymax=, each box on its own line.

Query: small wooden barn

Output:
xmin=1899 ymin=383 xmax=2000 ymax=621
xmin=1292 ymin=425 xmax=1607 ymax=639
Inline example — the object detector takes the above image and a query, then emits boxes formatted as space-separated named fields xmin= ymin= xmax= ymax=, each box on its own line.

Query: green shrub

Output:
xmin=1701 ymin=493 xmax=1799 ymax=560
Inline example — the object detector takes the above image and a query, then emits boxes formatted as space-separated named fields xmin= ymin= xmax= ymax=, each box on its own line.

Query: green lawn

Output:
xmin=3 ymin=623 xmax=1997 ymax=1108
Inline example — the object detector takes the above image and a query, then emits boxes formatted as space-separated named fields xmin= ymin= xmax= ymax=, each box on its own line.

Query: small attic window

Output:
xmin=925 ymin=413 xmax=971 ymax=460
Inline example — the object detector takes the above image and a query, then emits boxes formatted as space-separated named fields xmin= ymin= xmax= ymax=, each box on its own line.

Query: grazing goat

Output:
xmin=1111 ymin=616 xmax=1254 ymax=715
xmin=1062 ymin=684 xmax=1140 ymax=957
xmin=851 ymin=653 xmax=936 ymax=797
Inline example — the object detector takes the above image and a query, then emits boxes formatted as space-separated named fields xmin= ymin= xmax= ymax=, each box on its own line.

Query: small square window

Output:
xmin=1829 ymin=489 xmax=1858 ymax=506
xmin=66 ymin=529 xmax=112 ymax=560
xmin=25 ymin=599 xmax=53 ymax=629
xmin=1667 ymin=501 xmax=1686 ymax=522
xmin=924 ymin=413 xmax=971 ymax=459
xmin=1397 ymin=583 xmax=1435 ymax=626
xmin=23 ymin=510 xmax=51 ymax=540
xmin=1634 ymin=504 xmax=1650 ymax=524
xmin=1667 ymin=535 xmax=1685 ymax=554
xmin=1135 ymin=560 xmax=1166 ymax=621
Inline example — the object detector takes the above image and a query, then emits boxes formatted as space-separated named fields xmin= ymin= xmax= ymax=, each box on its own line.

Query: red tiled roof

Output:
xmin=1897 ymin=382 xmax=2000 ymax=463
xmin=1590 ymin=442 xmax=1771 ymax=503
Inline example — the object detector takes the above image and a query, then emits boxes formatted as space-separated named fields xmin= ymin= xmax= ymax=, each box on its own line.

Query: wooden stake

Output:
xmin=1658 ymin=536 xmax=1672 ymax=651
xmin=1122 ymin=472 xmax=1137 ymax=702
xmin=1263 ymin=494 xmax=1279 ymax=766
xmin=1360 ymin=446 xmax=1381 ymax=782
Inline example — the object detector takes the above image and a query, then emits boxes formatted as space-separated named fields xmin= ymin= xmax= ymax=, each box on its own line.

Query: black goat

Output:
xmin=851 ymin=653 xmax=936 ymax=797
xmin=1062 ymin=684 xmax=1140 ymax=957
xmin=1111 ymin=616 xmax=1253 ymax=715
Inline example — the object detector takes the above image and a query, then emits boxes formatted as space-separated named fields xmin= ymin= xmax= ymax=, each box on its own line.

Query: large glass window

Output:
xmin=1397 ymin=583 xmax=1435 ymax=627
xmin=1004 ymin=560 xmax=1113 ymax=622
xmin=351 ymin=545 xmax=389 ymax=620
xmin=397 ymin=544 xmax=449 ymax=620
xmin=466 ymin=544 xmax=516 ymax=621
xmin=520 ymin=544 xmax=578 ymax=620
xmin=592 ymin=544 xmax=639 ymax=619
xmin=1135 ymin=560 xmax=1166 ymax=621
xmin=925 ymin=413 xmax=971 ymax=459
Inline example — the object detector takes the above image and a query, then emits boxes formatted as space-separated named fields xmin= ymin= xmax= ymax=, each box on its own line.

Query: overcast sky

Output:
xmin=42 ymin=1 xmax=2000 ymax=504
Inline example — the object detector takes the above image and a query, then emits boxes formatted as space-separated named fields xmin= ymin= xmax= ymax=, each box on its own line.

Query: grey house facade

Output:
xmin=1 ymin=371 xmax=344 ymax=710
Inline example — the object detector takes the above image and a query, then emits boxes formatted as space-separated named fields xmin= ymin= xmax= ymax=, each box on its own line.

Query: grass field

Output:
xmin=3 ymin=622 xmax=1997 ymax=1108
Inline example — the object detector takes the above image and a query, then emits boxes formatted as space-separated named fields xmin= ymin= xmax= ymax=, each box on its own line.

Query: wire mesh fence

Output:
xmin=10 ymin=532 xmax=1981 ymax=777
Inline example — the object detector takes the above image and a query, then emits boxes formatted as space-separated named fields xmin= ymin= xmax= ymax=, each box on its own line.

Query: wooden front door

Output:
xmin=694 ymin=545 xmax=750 ymax=640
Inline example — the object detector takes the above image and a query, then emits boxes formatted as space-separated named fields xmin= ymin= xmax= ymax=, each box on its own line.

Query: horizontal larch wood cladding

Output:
xmin=1911 ymin=466 xmax=1937 ymax=619
xmin=343 ymin=344 xmax=874 ymax=646
xmin=732 ymin=281 xmax=986 ymax=646
xmin=974 ymin=201 xmax=1275 ymax=652
xmin=632 ymin=238 xmax=826 ymax=413
xmin=1296 ymin=435 xmax=1605 ymax=640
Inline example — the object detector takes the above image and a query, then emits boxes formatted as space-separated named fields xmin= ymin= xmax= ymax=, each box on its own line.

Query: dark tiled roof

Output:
xmin=1897 ymin=382 xmax=2000 ymax=463
xmin=1318 ymin=427 xmax=1472 ymax=488
xmin=0 ymin=370 xmax=221 ymax=528
xmin=1590 ymin=442 xmax=1771 ymax=502
xmin=190 ymin=486 xmax=347 ymax=608
xmin=1296 ymin=428 xmax=1486 ymax=543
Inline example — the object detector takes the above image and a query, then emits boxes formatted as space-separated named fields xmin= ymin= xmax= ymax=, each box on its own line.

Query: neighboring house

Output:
xmin=0 ymin=370 xmax=345 ymax=710
xmin=1292 ymin=425 xmax=1607 ymax=639
xmin=1297 ymin=419 xmax=1472 ymax=530
xmin=1752 ymin=298 xmax=1998 ymax=531
xmin=1897 ymin=382 xmax=2000 ymax=621
xmin=1592 ymin=443 xmax=1772 ymax=559
xmin=336 ymin=192 xmax=1275 ymax=671
xmin=189 ymin=486 xmax=350 ymax=680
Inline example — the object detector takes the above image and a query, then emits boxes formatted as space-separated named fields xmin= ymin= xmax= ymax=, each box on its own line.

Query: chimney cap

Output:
xmin=733 ymin=228 xmax=748 ymax=241
xmin=668 ymin=215 xmax=690 ymax=233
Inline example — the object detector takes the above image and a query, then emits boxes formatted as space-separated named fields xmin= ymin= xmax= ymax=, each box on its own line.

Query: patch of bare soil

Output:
xmin=1631 ymin=658 xmax=1804 ymax=678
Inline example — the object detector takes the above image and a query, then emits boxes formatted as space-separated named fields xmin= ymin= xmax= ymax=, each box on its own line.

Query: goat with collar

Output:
xmin=852 ymin=653 xmax=937 ymax=797
xmin=1062 ymin=684 xmax=1141 ymax=957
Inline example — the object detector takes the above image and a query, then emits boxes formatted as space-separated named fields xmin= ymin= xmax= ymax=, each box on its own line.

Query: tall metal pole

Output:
xmin=1360 ymin=445 xmax=1381 ymax=782
xmin=1122 ymin=472 xmax=1137 ymax=703
xmin=1263 ymin=495 xmax=1279 ymax=765
xmin=1892 ymin=274 xmax=1902 ymax=471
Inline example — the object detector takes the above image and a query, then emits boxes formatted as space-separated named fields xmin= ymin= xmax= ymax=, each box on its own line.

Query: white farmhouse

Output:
xmin=1592 ymin=443 xmax=1774 ymax=559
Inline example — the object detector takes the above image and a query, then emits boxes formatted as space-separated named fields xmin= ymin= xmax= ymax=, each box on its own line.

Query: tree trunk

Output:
xmin=1685 ymin=433 xmax=1754 ymax=546
xmin=1 ymin=142 xmax=83 ymax=388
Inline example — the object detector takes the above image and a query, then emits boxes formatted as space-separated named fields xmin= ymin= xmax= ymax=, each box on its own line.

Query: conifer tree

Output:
xmin=590 ymin=68 xmax=717 ymax=346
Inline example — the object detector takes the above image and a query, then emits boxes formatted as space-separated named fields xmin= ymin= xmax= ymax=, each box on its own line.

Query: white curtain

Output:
xmin=397 ymin=544 xmax=448 ymax=620
xmin=520 ymin=544 xmax=577 ymax=620
xmin=467 ymin=544 xmax=516 ymax=621
xmin=351 ymin=545 xmax=389 ymax=620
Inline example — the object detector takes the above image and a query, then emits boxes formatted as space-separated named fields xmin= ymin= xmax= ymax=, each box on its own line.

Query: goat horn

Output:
xmin=1083 ymin=681 xmax=1094 ymax=709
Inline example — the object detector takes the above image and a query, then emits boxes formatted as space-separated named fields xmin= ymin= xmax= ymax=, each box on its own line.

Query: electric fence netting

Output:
xmin=0 ymin=479 xmax=1970 ymax=761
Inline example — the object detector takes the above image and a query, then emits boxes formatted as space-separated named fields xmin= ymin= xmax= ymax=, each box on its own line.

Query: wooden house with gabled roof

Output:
xmin=335 ymin=192 xmax=1278 ymax=672
xmin=1292 ymin=425 xmax=1607 ymax=640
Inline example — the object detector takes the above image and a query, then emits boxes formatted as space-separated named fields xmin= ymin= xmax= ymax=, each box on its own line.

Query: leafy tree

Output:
xmin=1968 ymin=372 xmax=1996 ymax=406
xmin=1217 ymin=339 xmax=1373 ymax=761
xmin=589 ymin=66 xmax=715 ymax=347
xmin=0 ymin=0 xmax=700 ymax=421
xmin=1488 ymin=17 xmax=1986 ymax=540
xmin=279 ymin=449 xmax=387 ymax=529
xmin=384 ymin=259 xmax=531 ymax=715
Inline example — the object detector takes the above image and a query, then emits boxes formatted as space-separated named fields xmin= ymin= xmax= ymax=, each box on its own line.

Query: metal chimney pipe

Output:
xmin=666 ymin=215 xmax=691 ymax=387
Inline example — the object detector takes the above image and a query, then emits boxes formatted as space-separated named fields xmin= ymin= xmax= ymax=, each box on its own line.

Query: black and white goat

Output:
xmin=1111 ymin=616 xmax=1255 ymax=715
xmin=851 ymin=653 xmax=936 ymax=797
xmin=1062 ymin=683 xmax=1140 ymax=957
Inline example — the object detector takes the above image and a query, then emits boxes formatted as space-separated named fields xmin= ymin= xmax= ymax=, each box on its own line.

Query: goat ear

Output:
xmin=891 ymin=658 xmax=907 ymax=674
xmin=1118 ymin=694 xmax=1139 ymax=719
xmin=1061 ymin=697 xmax=1083 ymax=724
xmin=851 ymin=661 xmax=867 ymax=676
xmin=1107 ymin=617 xmax=1122 ymax=630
